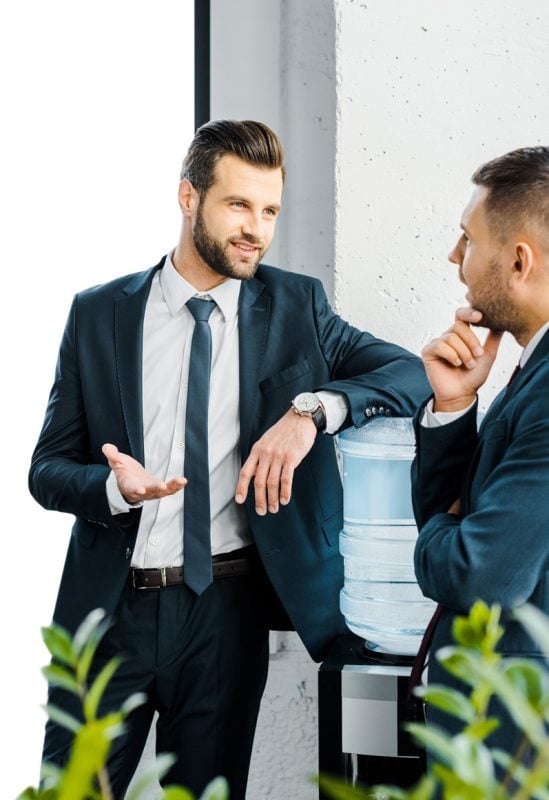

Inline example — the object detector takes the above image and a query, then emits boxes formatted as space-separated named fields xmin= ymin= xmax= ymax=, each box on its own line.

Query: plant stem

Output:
xmin=97 ymin=767 xmax=113 ymax=800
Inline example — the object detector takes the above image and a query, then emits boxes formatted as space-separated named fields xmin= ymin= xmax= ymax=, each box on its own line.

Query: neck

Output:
xmin=172 ymin=236 xmax=227 ymax=292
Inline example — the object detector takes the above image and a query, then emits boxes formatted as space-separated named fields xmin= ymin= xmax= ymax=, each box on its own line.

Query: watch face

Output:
xmin=294 ymin=392 xmax=320 ymax=413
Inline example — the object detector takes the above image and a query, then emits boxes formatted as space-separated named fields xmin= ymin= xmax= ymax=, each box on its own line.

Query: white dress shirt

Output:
xmin=107 ymin=254 xmax=349 ymax=568
xmin=422 ymin=321 xmax=549 ymax=428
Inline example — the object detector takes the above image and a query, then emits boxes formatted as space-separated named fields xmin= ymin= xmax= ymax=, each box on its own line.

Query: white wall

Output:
xmin=0 ymin=3 xmax=194 ymax=797
xmin=335 ymin=0 xmax=549 ymax=407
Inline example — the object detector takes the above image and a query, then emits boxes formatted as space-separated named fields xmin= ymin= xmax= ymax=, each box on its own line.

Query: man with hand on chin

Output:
xmin=30 ymin=119 xmax=428 ymax=799
xmin=412 ymin=146 xmax=549 ymax=760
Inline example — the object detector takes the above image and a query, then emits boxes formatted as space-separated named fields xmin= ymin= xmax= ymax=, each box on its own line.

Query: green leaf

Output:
xmin=504 ymin=659 xmax=546 ymax=710
xmin=463 ymin=717 xmax=500 ymax=741
xmin=75 ymin=617 xmax=112 ymax=686
xmin=120 ymin=691 xmax=147 ymax=716
xmin=57 ymin=719 xmax=114 ymax=800
xmin=198 ymin=777 xmax=230 ymax=800
xmin=450 ymin=734 xmax=495 ymax=788
xmin=41 ymin=625 xmax=76 ymax=667
xmin=430 ymin=763 xmax=486 ymax=800
xmin=514 ymin=604 xmax=549 ymax=655
xmin=451 ymin=602 xmax=504 ymax=655
xmin=405 ymin=722 xmax=456 ymax=766
xmin=44 ymin=703 xmax=82 ymax=733
xmin=72 ymin=608 xmax=108 ymax=656
xmin=125 ymin=754 xmax=177 ymax=800
xmin=42 ymin=663 xmax=80 ymax=695
xmin=162 ymin=789 xmax=196 ymax=800
xmin=317 ymin=774 xmax=372 ymax=798
xmin=83 ymin=656 xmax=122 ymax=720
xmin=416 ymin=684 xmax=475 ymax=722
xmin=493 ymin=749 xmax=549 ymax=799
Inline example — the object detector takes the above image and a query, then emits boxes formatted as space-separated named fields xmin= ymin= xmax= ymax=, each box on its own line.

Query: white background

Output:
xmin=0 ymin=2 xmax=194 ymax=795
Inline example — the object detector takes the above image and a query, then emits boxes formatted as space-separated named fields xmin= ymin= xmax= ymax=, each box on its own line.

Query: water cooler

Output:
xmin=318 ymin=418 xmax=436 ymax=796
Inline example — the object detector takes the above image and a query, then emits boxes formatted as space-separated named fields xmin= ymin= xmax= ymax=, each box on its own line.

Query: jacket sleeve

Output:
xmin=28 ymin=296 xmax=114 ymax=524
xmin=413 ymin=411 xmax=549 ymax=613
xmin=311 ymin=278 xmax=431 ymax=427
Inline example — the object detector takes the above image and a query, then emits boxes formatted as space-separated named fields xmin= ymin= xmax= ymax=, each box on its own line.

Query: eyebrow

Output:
xmin=224 ymin=195 xmax=281 ymax=212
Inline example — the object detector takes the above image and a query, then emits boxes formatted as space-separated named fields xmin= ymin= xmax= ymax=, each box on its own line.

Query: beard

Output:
xmin=468 ymin=257 xmax=526 ymax=338
xmin=192 ymin=204 xmax=265 ymax=281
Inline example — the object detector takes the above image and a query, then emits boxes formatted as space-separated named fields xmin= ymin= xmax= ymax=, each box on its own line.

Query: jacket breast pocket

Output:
xmin=259 ymin=358 xmax=311 ymax=394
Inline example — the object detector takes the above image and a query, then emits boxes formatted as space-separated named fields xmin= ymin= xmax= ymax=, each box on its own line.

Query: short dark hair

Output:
xmin=180 ymin=119 xmax=286 ymax=195
xmin=471 ymin=146 xmax=549 ymax=242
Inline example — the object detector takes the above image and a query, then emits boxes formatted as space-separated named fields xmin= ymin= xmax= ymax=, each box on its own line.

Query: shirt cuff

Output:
xmin=316 ymin=390 xmax=349 ymax=434
xmin=421 ymin=397 xmax=477 ymax=428
xmin=106 ymin=470 xmax=143 ymax=514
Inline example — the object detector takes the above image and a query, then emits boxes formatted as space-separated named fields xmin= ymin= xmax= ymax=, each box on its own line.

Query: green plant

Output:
xmin=318 ymin=601 xmax=549 ymax=800
xmin=17 ymin=609 xmax=229 ymax=800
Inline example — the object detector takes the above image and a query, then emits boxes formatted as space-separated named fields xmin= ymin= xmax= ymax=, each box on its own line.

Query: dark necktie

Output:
xmin=507 ymin=363 xmax=522 ymax=386
xmin=183 ymin=297 xmax=216 ymax=595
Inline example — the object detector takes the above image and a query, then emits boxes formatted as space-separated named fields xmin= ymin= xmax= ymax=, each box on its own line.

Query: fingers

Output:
xmin=235 ymin=451 xmax=295 ymax=515
xmin=235 ymin=456 xmax=255 ymax=505
xmin=483 ymin=329 xmax=504 ymax=359
xmin=102 ymin=442 xmax=185 ymax=502
xmin=102 ymin=442 xmax=122 ymax=467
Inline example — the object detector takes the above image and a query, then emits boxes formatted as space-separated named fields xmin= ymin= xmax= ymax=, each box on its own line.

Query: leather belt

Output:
xmin=128 ymin=547 xmax=257 ymax=590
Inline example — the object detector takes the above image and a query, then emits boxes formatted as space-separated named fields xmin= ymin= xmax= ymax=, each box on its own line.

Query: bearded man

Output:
xmin=30 ymin=119 xmax=428 ymax=799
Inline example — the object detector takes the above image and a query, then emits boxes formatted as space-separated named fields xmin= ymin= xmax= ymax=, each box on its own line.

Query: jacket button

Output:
xmin=365 ymin=408 xmax=372 ymax=417
xmin=125 ymin=548 xmax=132 ymax=561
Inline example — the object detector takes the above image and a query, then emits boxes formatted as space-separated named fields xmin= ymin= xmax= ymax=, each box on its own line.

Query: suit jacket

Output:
xmin=412 ymin=329 xmax=549 ymax=747
xmin=30 ymin=257 xmax=429 ymax=661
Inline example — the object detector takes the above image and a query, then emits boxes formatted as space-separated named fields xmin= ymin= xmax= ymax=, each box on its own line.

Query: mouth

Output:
xmin=230 ymin=241 xmax=260 ymax=258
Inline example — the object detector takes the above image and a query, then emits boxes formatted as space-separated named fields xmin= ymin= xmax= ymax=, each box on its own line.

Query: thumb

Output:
xmin=483 ymin=329 xmax=504 ymax=361
xmin=102 ymin=442 xmax=120 ymax=466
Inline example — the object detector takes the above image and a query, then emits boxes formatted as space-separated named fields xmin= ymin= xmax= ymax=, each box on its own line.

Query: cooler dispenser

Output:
xmin=318 ymin=418 xmax=435 ymax=794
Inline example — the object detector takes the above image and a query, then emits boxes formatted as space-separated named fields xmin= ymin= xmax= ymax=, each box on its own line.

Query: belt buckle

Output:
xmin=161 ymin=567 xmax=167 ymax=588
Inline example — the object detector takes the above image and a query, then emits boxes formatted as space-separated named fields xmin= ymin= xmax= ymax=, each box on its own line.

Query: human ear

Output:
xmin=178 ymin=179 xmax=199 ymax=216
xmin=511 ymin=242 xmax=534 ymax=282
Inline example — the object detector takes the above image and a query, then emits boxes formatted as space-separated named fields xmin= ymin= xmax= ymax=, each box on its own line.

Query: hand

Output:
xmin=447 ymin=498 xmax=461 ymax=516
xmin=235 ymin=409 xmax=318 ymax=515
xmin=422 ymin=307 xmax=503 ymax=412
xmin=102 ymin=443 xmax=186 ymax=504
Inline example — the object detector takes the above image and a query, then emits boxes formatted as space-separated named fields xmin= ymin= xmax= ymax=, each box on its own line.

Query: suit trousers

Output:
xmin=43 ymin=571 xmax=270 ymax=799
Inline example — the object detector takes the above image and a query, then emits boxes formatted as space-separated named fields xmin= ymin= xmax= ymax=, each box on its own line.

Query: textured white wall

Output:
xmin=335 ymin=0 xmax=549 ymax=408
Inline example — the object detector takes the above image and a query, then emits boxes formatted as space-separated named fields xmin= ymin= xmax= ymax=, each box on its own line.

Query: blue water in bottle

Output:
xmin=337 ymin=417 xmax=435 ymax=655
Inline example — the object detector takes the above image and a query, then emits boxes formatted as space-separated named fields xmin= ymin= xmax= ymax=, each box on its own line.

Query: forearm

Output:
xmin=29 ymin=456 xmax=113 ymax=523
xmin=411 ymin=400 xmax=478 ymax=527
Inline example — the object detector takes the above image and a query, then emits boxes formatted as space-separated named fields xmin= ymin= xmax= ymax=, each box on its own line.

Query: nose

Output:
xmin=241 ymin=210 xmax=265 ymax=242
xmin=448 ymin=239 xmax=461 ymax=266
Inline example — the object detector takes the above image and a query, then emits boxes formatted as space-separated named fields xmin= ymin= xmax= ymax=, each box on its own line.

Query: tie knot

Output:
xmin=186 ymin=297 xmax=216 ymax=323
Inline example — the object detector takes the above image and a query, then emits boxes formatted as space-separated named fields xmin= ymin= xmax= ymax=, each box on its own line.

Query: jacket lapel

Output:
xmin=114 ymin=260 xmax=163 ymax=464
xmin=467 ymin=329 xmax=549 ymax=499
xmin=238 ymin=275 xmax=271 ymax=460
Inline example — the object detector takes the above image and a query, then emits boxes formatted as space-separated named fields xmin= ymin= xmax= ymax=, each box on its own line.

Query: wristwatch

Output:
xmin=291 ymin=392 xmax=327 ymax=432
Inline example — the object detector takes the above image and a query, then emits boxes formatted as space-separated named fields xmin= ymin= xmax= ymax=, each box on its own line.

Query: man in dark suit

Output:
xmin=30 ymin=119 xmax=428 ymax=799
xmin=412 ymin=146 xmax=549 ymax=759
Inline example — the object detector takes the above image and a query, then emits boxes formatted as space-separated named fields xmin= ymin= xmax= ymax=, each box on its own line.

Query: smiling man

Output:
xmin=29 ymin=119 xmax=428 ymax=799
xmin=412 ymin=146 xmax=549 ymax=763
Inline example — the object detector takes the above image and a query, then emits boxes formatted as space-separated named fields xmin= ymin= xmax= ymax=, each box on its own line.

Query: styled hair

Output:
xmin=471 ymin=146 xmax=549 ymax=241
xmin=180 ymin=119 xmax=286 ymax=195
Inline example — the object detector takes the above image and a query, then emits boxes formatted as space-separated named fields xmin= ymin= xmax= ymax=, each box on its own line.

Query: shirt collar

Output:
xmin=520 ymin=321 xmax=549 ymax=368
xmin=160 ymin=251 xmax=241 ymax=322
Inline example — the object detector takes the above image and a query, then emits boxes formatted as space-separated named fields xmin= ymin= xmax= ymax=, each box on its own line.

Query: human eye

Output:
xmin=264 ymin=207 xmax=278 ymax=218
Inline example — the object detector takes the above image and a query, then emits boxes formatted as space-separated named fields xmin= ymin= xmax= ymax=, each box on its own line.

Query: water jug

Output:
xmin=337 ymin=417 xmax=435 ymax=655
